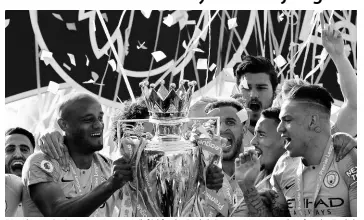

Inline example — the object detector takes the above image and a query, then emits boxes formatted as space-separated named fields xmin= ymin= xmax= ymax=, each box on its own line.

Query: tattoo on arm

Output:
xmin=242 ymin=186 xmax=272 ymax=217
xmin=269 ymin=190 xmax=290 ymax=217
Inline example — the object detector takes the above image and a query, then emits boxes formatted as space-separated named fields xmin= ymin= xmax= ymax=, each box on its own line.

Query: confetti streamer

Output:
xmin=83 ymin=79 xmax=95 ymax=84
xmin=47 ymin=81 xmax=60 ymax=94
xmin=5 ymin=19 xmax=10 ymax=28
xmin=66 ymin=23 xmax=77 ymax=31
xmin=137 ymin=41 xmax=147 ymax=50
xmin=278 ymin=13 xmax=285 ymax=22
xmin=102 ymin=13 xmax=108 ymax=22
xmin=197 ymin=59 xmax=208 ymax=70
xmin=192 ymin=48 xmax=204 ymax=53
xmin=67 ymin=53 xmax=76 ymax=66
xmin=85 ymin=55 xmax=89 ymax=66
xmin=52 ymin=13 xmax=63 ymax=21
xmin=228 ymin=18 xmax=238 ymax=29
xmin=151 ymin=51 xmax=166 ymax=62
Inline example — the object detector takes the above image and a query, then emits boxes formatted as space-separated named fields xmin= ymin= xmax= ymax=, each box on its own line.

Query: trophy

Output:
xmin=117 ymin=80 xmax=223 ymax=217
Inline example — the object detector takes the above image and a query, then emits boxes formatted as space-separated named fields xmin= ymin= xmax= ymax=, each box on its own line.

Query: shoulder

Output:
xmin=6 ymin=174 xmax=23 ymax=193
xmin=337 ymin=149 xmax=357 ymax=187
xmin=271 ymin=152 xmax=299 ymax=187
xmin=95 ymin=152 xmax=113 ymax=166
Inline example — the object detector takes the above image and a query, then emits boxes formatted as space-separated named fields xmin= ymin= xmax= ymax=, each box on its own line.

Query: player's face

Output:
xmin=277 ymin=100 xmax=309 ymax=157
xmin=210 ymin=106 xmax=245 ymax=160
xmin=238 ymin=73 xmax=274 ymax=127
xmin=5 ymin=134 xmax=34 ymax=177
xmin=251 ymin=117 xmax=285 ymax=171
xmin=66 ymin=98 xmax=104 ymax=153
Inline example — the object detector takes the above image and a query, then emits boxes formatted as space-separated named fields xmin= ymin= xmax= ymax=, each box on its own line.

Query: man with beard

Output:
xmin=5 ymin=127 xmax=35 ymax=216
xmin=6 ymin=127 xmax=35 ymax=177
xmin=236 ymin=85 xmax=357 ymax=217
xmin=233 ymin=56 xmax=278 ymax=150
xmin=21 ymin=93 xmax=133 ymax=217
xmin=204 ymin=98 xmax=249 ymax=216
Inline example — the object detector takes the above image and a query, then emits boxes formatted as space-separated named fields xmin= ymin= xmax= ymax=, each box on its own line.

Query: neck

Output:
xmin=222 ymin=160 xmax=235 ymax=176
xmin=302 ymin=134 xmax=330 ymax=166
xmin=65 ymin=137 xmax=94 ymax=169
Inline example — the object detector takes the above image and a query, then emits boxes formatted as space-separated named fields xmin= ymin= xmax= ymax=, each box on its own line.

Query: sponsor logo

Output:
xmin=345 ymin=166 xmax=357 ymax=182
xmin=287 ymin=197 xmax=344 ymax=209
xmin=285 ymin=182 xmax=295 ymax=190
xmin=324 ymin=171 xmax=339 ymax=188
xmin=40 ymin=160 xmax=54 ymax=173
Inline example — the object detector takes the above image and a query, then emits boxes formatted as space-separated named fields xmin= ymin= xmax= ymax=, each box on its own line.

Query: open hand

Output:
xmin=235 ymin=150 xmax=260 ymax=187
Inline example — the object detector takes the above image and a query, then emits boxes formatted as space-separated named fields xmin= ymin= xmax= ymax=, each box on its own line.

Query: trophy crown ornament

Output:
xmin=139 ymin=80 xmax=197 ymax=120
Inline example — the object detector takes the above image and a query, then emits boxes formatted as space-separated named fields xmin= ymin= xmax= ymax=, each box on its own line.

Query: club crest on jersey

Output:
xmin=40 ymin=160 xmax=54 ymax=173
xmin=324 ymin=170 xmax=339 ymax=188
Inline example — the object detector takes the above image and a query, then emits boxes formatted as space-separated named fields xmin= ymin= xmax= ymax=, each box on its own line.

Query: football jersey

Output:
xmin=5 ymin=174 xmax=23 ymax=217
xmin=22 ymin=151 xmax=122 ymax=217
xmin=271 ymin=147 xmax=356 ymax=217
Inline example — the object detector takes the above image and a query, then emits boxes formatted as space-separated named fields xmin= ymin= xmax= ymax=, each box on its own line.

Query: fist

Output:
xmin=332 ymin=132 xmax=357 ymax=162
xmin=206 ymin=164 xmax=224 ymax=191
xmin=110 ymin=156 xmax=133 ymax=190
xmin=235 ymin=150 xmax=260 ymax=187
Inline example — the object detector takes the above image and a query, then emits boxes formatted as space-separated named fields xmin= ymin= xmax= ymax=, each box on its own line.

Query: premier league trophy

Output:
xmin=116 ymin=80 xmax=217 ymax=217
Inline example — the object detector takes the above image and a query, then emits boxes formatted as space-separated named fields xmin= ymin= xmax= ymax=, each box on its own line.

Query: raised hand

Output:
xmin=235 ymin=150 xmax=261 ymax=187
xmin=38 ymin=130 xmax=70 ymax=171
xmin=332 ymin=132 xmax=357 ymax=162
xmin=206 ymin=164 xmax=224 ymax=191
xmin=109 ymin=156 xmax=133 ymax=191
xmin=322 ymin=22 xmax=344 ymax=57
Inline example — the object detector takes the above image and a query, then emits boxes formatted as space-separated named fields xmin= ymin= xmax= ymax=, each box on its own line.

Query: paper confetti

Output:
xmin=66 ymin=23 xmax=77 ymax=31
xmin=47 ymin=81 xmax=60 ymax=94
xmin=228 ymin=18 xmax=238 ymax=29
xmin=102 ymin=13 xmax=108 ymax=22
xmin=83 ymin=79 xmax=95 ymax=84
xmin=151 ymin=51 xmax=166 ymax=62
xmin=163 ymin=14 xmax=174 ymax=27
xmin=137 ymin=41 xmax=147 ymax=50
xmin=91 ymin=71 xmax=99 ymax=82
xmin=316 ymin=83 xmax=323 ymax=87
xmin=182 ymin=40 xmax=188 ymax=49
xmin=67 ymin=53 xmax=76 ymax=66
xmin=186 ymin=20 xmax=196 ymax=25
xmin=273 ymin=55 xmax=287 ymax=68
xmin=193 ymin=48 xmax=204 ymax=53
xmin=5 ymin=19 xmax=10 ymax=28
xmin=278 ymin=13 xmax=285 ymax=22
xmin=141 ymin=10 xmax=152 ymax=19
xmin=236 ymin=108 xmax=248 ymax=123
xmin=241 ymin=77 xmax=249 ymax=90
xmin=197 ymin=59 xmax=208 ymax=70
xmin=40 ymin=50 xmax=53 ymax=60
xmin=209 ymin=63 xmax=217 ymax=71
xmin=63 ymin=63 xmax=71 ymax=71
xmin=85 ymin=55 xmax=89 ymax=66
xmin=108 ymin=59 xmax=117 ymax=71
xmin=52 ymin=13 xmax=63 ymax=21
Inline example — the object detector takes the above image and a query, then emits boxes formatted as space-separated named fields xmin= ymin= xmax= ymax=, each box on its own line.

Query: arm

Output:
xmin=337 ymin=149 xmax=357 ymax=217
xmin=30 ymin=177 xmax=118 ymax=217
xmin=322 ymin=23 xmax=357 ymax=136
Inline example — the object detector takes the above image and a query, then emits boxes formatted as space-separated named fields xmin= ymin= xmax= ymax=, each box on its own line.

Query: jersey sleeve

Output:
xmin=337 ymin=149 xmax=357 ymax=201
xmin=22 ymin=152 xmax=62 ymax=189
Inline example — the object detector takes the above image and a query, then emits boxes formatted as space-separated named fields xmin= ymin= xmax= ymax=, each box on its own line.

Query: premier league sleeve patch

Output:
xmin=40 ymin=160 xmax=54 ymax=173
xmin=324 ymin=170 xmax=339 ymax=188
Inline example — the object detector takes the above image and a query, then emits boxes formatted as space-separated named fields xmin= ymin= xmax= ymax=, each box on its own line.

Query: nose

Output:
xmin=250 ymin=135 xmax=258 ymax=146
xmin=220 ymin=121 xmax=228 ymax=133
xmin=277 ymin=121 xmax=284 ymax=133
xmin=250 ymin=88 xmax=259 ymax=98
xmin=14 ymin=147 xmax=22 ymax=157
xmin=93 ymin=119 xmax=104 ymax=130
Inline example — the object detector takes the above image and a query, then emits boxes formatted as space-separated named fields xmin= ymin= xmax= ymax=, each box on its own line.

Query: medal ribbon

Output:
xmin=295 ymin=139 xmax=334 ymax=217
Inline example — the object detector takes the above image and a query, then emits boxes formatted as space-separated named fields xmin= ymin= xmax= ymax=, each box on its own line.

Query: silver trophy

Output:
xmin=117 ymin=80 xmax=222 ymax=217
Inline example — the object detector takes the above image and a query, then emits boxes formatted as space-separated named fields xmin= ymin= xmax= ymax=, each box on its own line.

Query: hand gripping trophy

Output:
xmin=116 ymin=80 xmax=224 ymax=217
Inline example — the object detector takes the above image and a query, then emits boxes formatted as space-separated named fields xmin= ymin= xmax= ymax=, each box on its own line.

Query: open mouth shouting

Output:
xmin=282 ymin=135 xmax=292 ymax=150
xmin=220 ymin=134 xmax=234 ymax=153
xmin=90 ymin=132 xmax=103 ymax=140
xmin=10 ymin=159 xmax=25 ymax=174
xmin=254 ymin=146 xmax=263 ymax=158
xmin=248 ymin=100 xmax=262 ymax=112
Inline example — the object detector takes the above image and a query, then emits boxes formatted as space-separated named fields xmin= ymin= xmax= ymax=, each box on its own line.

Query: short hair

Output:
xmin=58 ymin=93 xmax=99 ymax=120
xmin=286 ymin=85 xmax=334 ymax=114
xmin=261 ymin=107 xmax=281 ymax=124
xmin=205 ymin=98 xmax=244 ymax=114
xmin=282 ymin=78 xmax=309 ymax=96
xmin=111 ymin=97 xmax=149 ymax=141
xmin=234 ymin=55 xmax=279 ymax=93
xmin=5 ymin=127 xmax=35 ymax=149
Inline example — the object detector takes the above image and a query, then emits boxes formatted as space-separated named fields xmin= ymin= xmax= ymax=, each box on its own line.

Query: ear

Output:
xmin=308 ymin=114 xmax=320 ymax=131
xmin=241 ymin=122 xmax=248 ymax=135
xmin=57 ymin=118 xmax=68 ymax=132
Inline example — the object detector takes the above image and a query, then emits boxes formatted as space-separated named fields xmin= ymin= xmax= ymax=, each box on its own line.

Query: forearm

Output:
xmin=238 ymin=182 xmax=272 ymax=217
xmin=47 ymin=180 xmax=117 ymax=216
xmin=331 ymin=54 xmax=357 ymax=108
